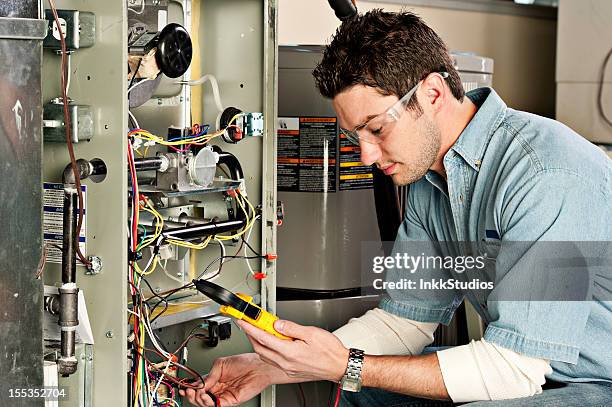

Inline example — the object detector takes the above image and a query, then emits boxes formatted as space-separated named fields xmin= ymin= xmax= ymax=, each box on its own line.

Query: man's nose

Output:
xmin=359 ymin=139 xmax=382 ymax=166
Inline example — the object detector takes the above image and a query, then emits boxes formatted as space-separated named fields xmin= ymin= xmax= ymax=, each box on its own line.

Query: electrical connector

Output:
xmin=43 ymin=9 xmax=96 ymax=50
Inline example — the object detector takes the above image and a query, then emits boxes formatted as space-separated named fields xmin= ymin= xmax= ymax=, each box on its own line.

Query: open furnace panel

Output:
xmin=38 ymin=1 xmax=278 ymax=406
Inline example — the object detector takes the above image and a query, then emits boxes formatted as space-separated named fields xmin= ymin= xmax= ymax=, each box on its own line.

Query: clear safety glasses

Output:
xmin=339 ymin=72 xmax=449 ymax=145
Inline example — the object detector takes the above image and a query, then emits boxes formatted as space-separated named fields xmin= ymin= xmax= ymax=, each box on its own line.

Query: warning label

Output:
xmin=278 ymin=117 xmax=337 ymax=192
xmin=43 ymin=182 xmax=87 ymax=264
xmin=338 ymin=134 xmax=373 ymax=190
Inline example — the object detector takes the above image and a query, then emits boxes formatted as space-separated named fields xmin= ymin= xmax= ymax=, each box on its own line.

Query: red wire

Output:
xmin=333 ymin=384 xmax=341 ymax=407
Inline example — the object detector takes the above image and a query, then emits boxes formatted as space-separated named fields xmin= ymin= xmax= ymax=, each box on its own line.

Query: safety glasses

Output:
xmin=339 ymin=72 xmax=449 ymax=145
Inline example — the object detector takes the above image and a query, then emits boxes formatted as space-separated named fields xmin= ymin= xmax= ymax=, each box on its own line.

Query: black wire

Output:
xmin=241 ymin=236 xmax=262 ymax=257
xmin=148 ymin=282 xmax=195 ymax=318
xmin=128 ymin=58 xmax=143 ymax=91
xmin=195 ymin=254 xmax=264 ymax=281
xmin=129 ymin=277 xmax=170 ymax=354
xmin=598 ymin=47 xmax=612 ymax=128
xmin=138 ymin=275 xmax=170 ymax=325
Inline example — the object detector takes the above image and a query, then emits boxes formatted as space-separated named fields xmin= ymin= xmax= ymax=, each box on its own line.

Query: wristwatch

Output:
xmin=340 ymin=348 xmax=365 ymax=392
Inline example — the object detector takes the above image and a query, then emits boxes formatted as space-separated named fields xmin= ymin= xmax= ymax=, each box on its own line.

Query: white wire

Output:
xmin=174 ymin=300 xmax=213 ymax=305
xmin=65 ymin=53 xmax=71 ymax=96
xmin=179 ymin=74 xmax=224 ymax=113
xmin=128 ymin=110 xmax=140 ymax=129
xmin=128 ymin=77 xmax=154 ymax=94
xmin=139 ymin=251 xmax=157 ymax=275
xmin=142 ymin=306 xmax=172 ymax=359
xmin=205 ymin=238 xmax=226 ymax=280
xmin=127 ymin=309 xmax=140 ymax=318
xmin=151 ymin=358 xmax=172 ymax=404
xmin=160 ymin=258 xmax=184 ymax=283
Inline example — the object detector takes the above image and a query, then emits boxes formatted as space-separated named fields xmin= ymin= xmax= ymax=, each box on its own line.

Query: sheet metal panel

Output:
xmin=0 ymin=15 xmax=46 ymax=406
xmin=0 ymin=0 xmax=40 ymax=19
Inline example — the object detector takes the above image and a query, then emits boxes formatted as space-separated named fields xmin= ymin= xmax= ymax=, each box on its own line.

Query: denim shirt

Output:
xmin=380 ymin=88 xmax=612 ymax=383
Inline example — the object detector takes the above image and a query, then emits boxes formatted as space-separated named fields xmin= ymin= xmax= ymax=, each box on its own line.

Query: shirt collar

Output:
xmin=448 ymin=87 xmax=507 ymax=171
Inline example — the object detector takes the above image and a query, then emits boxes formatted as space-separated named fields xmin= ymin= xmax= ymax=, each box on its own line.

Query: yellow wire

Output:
xmin=215 ymin=190 xmax=256 ymax=241
xmin=138 ymin=202 xmax=164 ymax=249
xmin=134 ymin=255 xmax=158 ymax=276
xmin=167 ymin=235 xmax=213 ymax=250
xmin=228 ymin=113 xmax=242 ymax=126
xmin=130 ymin=129 xmax=222 ymax=146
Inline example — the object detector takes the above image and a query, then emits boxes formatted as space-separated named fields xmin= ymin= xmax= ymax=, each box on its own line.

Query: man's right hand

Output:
xmin=180 ymin=353 xmax=293 ymax=407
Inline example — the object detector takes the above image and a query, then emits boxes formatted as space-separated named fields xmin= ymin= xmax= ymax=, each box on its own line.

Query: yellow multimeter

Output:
xmin=193 ymin=279 xmax=291 ymax=340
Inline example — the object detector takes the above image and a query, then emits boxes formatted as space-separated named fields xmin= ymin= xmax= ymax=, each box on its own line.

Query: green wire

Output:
xmin=136 ymin=226 xmax=148 ymax=252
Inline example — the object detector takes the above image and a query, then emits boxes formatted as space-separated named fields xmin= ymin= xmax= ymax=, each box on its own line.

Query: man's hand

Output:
xmin=237 ymin=319 xmax=349 ymax=382
xmin=179 ymin=353 xmax=288 ymax=407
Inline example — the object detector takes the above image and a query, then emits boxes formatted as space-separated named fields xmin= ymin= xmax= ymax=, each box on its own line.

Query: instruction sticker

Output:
xmin=43 ymin=182 xmax=87 ymax=264
xmin=338 ymin=134 xmax=373 ymax=190
xmin=278 ymin=117 xmax=337 ymax=192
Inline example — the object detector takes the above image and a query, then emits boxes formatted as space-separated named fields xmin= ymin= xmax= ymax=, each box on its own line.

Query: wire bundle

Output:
xmin=127 ymin=120 xmax=262 ymax=406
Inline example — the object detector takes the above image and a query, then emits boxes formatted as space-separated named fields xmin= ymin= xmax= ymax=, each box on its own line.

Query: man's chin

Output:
xmin=391 ymin=169 xmax=427 ymax=186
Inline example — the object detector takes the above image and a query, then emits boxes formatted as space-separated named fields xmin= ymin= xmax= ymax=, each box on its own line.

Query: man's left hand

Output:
xmin=236 ymin=319 xmax=349 ymax=382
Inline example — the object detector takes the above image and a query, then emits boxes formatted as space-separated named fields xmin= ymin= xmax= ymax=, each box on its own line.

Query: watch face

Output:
xmin=342 ymin=378 xmax=361 ymax=392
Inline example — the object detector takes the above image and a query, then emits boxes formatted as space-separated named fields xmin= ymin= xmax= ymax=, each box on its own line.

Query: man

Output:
xmin=182 ymin=10 xmax=612 ymax=407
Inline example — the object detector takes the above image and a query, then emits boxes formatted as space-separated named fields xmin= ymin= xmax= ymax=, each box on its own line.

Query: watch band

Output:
xmin=340 ymin=348 xmax=365 ymax=392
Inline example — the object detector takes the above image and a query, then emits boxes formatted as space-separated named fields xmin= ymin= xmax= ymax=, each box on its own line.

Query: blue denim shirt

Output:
xmin=380 ymin=88 xmax=612 ymax=383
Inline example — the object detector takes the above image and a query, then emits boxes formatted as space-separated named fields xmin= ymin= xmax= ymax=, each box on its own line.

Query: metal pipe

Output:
xmin=162 ymin=219 xmax=245 ymax=241
xmin=62 ymin=158 xmax=107 ymax=183
xmin=44 ymin=295 xmax=61 ymax=315
xmin=133 ymin=156 xmax=168 ymax=172
xmin=62 ymin=186 xmax=78 ymax=284
xmin=58 ymin=283 xmax=79 ymax=376
xmin=173 ymin=214 xmax=216 ymax=226
xmin=216 ymin=150 xmax=244 ymax=180
xmin=62 ymin=159 xmax=91 ymax=184
xmin=58 ymin=185 xmax=79 ymax=376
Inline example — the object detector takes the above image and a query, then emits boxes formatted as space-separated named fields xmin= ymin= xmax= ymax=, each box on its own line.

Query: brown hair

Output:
xmin=313 ymin=9 xmax=464 ymax=112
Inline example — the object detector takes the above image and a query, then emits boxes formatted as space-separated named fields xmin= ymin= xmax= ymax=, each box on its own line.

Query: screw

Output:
xmin=86 ymin=256 xmax=103 ymax=275
xmin=87 ymin=355 xmax=93 ymax=362
xmin=105 ymin=330 xmax=114 ymax=339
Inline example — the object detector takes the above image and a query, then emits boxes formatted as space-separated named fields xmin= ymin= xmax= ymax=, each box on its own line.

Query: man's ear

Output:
xmin=423 ymin=75 xmax=447 ymax=112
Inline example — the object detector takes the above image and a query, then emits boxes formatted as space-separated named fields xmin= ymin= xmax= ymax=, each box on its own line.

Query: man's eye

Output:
xmin=371 ymin=127 xmax=383 ymax=135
